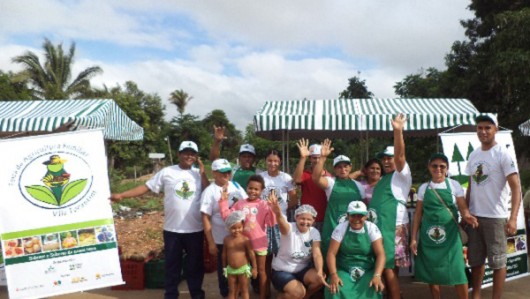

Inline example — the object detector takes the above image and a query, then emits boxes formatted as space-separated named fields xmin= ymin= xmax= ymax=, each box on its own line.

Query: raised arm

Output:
xmin=197 ymin=157 xmax=209 ymax=190
xmin=312 ymin=139 xmax=333 ymax=189
xmin=293 ymin=138 xmax=310 ymax=184
xmin=209 ymin=125 xmax=225 ymax=161
xmin=268 ymin=190 xmax=290 ymax=235
xmin=218 ymin=185 xmax=233 ymax=220
xmin=391 ymin=113 xmax=407 ymax=172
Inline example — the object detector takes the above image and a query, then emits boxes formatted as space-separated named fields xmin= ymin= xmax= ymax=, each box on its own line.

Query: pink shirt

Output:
xmin=220 ymin=199 xmax=276 ymax=252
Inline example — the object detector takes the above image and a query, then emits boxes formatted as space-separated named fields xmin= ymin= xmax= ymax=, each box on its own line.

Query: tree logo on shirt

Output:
xmin=174 ymin=179 xmax=196 ymax=200
xmin=337 ymin=213 xmax=347 ymax=224
xmin=427 ymin=225 xmax=446 ymax=244
xmin=471 ymin=163 xmax=489 ymax=185
xmin=349 ymin=266 xmax=365 ymax=282
xmin=367 ymin=209 xmax=378 ymax=224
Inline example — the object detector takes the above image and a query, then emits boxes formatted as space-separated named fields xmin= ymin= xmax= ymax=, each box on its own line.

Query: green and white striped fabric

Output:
xmin=254 ymin=98 xmax=482 ymax=139
xmin=520 ymin=119 xmax=530 ymax=136
xmin=0 ymin=99 xmax=144 ymax=141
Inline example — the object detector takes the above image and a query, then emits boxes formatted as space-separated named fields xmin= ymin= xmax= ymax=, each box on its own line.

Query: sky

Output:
xmin=0 ymin=0 xmax=475 ymax=130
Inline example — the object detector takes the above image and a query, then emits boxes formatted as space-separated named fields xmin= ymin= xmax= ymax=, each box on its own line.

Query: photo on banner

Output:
xmin=440 ymin=130 xmax=529 ymax=287
xmin=0 ymin=129 xmax=123 ymax=299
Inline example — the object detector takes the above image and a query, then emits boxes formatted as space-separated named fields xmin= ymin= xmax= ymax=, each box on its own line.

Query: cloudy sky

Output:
xmin=0 ymin=0 xmax=474 ymax=130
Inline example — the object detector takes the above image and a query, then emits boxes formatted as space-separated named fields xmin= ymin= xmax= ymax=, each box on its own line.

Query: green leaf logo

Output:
xmin=25 ymin=185 xmax=58 ymax=206
xmin=60 ymin=179 xmax=88 ymax=205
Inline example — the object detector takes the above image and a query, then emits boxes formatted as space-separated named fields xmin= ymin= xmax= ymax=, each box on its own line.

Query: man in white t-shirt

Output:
xmin=111 ymin=141 xmax=209 ymax=299
xmin=465 ymin=114 xmax=521 ymax=299
xmin=200 ymin=158 xmax=247 ymax=298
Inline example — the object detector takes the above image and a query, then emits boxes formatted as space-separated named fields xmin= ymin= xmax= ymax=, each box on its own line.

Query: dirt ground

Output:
xmin=114 ymin=211 xmax=164 ymax=261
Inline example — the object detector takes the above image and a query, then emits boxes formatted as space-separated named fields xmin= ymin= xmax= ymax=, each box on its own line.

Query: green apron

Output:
xmin=232 ymin=167 xmax=256 ymax=190
xmin=321 ymin=178 xmax=362 ymax=257
xmin=325 ymin=224 xmax=381 ymax=299
xmin=368 ymin=172 xmax=405 ymax=269
xmin=414 ymin=179 xmax=467 ymax=285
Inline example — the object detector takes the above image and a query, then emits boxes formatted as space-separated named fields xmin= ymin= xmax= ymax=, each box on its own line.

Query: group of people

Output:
xmin=110 ymin=113 xmax=521 ymax=299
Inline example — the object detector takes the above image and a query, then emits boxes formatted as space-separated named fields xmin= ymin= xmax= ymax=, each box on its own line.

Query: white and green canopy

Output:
xmin=254 ymin=98 xmax=482 ymax=140
xmin=520 ymin=119 xmax=530 ymax=136
xmin=0 ymin=99 xmax=144 ymax=141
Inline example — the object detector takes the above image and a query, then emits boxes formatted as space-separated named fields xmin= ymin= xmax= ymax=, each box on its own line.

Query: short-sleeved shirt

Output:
xmin=200 ymin=181 xmax=248 ymax=244
xmin=260 ymin=171 xmax=296 ymax=215
xmin=386 ymin=163 xmax=412 ymax=225
xmin=146 ymin=165 xmax=203 ymax=233
xmin=299 ymin=169 xmax=329 ymax=222
xmin=331 ymin=221 xmax=382 ymax=243
xmin=417 ymin=179 xmax=465 ymax=205
xmin=465 ymin=144 xmax=518 ymax=218
xmin=272 ymin=221 xmax=321 ymax=273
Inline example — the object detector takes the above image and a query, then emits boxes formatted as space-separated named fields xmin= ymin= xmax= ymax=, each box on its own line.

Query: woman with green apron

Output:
xmin=312 ymin=139 xmax=365 ymax=258
xmin=410 ymin=153 xmax=478 ymax=299
xmin=325 ymin=201 xmax=385 ymax=298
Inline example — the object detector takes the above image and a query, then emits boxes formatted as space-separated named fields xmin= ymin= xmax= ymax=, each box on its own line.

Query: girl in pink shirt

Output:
xmin=220 ymin=175 xmax=276 ymax=299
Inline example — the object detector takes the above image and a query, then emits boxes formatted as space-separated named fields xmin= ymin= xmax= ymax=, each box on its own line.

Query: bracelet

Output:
xmin=373 ymin=273 xmax=382 ymax=278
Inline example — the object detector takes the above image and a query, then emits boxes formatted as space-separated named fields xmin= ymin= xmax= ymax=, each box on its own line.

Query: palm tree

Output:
xmin=169 ymin=89 xmax=193 ymax=117
xmin=12 ymin=38 xmax=102 ymax=100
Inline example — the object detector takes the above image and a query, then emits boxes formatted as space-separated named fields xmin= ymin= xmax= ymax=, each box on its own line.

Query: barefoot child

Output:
xmin=220 ymin=175 xmax=276 ymax=299
xmin=223 ymin=211 xmax=258 ymax=299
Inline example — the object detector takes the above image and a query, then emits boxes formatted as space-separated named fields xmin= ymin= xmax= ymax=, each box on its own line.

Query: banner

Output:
xmin=440 ymin=130 xmax=529 ymax=286
xmin=0 ymin=130 xmax=123 ymax=299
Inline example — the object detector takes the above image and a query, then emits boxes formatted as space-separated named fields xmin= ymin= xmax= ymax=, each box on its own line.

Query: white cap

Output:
xmin=309 ymin=144 xmax=322 ymax=156
xmin=178 ymin=141 xmax=198 ymax=153
xmin=212 ymin=159 xmax=232 ymax=173
xmin=475 ymin=114 xmax=498 ymax=127
xmin=347 ymin=201 xmax=367 ymax=216
xmin=376 ymin=146 xmax=394 ymax=159
xmin=239 ymin=144 xmax=256 ymax=155
xmin=225 ymin=210 xmax=246 ymax=229
xmin=333 ymin=155 xmax=351 ymax=167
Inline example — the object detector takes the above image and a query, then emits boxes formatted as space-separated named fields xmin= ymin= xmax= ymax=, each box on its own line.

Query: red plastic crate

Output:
xmin=111 ymin=259 xmax=145 ymax=290
xmin=203 ymin=239 xmax=217 ymax=273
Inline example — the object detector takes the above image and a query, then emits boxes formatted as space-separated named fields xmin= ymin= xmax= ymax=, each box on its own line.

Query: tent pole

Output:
xmin=281 ymin=130 xmax=286 ymax=172
xmin=286 ymin=130 xmax=290 ymax=172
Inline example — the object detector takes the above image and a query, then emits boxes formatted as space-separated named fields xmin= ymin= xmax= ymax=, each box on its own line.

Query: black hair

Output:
xmin=264 ymin=149 xmax=282 ymax=161
xmin=364 ymin=158 xmax=385 ymax=176
xmin=247 ymin=175 xmax=265 ymax=189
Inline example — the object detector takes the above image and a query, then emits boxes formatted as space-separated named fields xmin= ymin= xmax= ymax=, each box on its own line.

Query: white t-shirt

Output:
xmin=465 ymin=144 xmax=518 ymax=218
xmin=200 ymin=181 xmax=248 ymax=244
xmin=146 ymin=165 xmax=204 ymax=233
xmin=324 ymin=177 xmax=366 ymax=201
xmin=417 ymin=179 xmax=465 ymax=204
xmin=272 ymin=222 xmax=321 ymax=273
xmin=260 ymin=171 xmax=296 ymax=215
xmin=331 ymin=221 xmax=382 ymax=243
xmin=388 ymin=163 xmax=412 ymax=225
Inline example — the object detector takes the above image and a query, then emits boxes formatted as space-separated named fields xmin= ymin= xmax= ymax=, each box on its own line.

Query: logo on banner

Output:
xmin=16 ymin=146 xmax=94 ymax=211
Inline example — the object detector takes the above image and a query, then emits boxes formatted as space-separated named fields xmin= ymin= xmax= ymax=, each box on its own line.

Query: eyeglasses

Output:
xmin=430 ymin=164 xmax=447 ymax=170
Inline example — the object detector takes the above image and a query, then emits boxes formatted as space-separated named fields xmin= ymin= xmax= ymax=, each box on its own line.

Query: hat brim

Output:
xmin=215 ymin=167 xmax=232 ymax=173
xmin=429 ymin=153 xmax=449 ymax=164
xmin=376 ymin=152 xmax=394 ymax=159
xmin=475 ymin=115 xmax=497 ymax=126
xmin=179 ymin=147 xmax=198 ymax=153
xmin=347 ymin=211 xmax=368 ymax=216
xmin=333 ymin=161 xmax=351 ymax=167
xmin=239 ymin=151 xmax=256 ymax=155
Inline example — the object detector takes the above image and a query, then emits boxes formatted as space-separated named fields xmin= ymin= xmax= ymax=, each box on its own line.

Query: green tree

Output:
xmin=0 ymin=71 xmax=33 ymax=100
xmin=11 ymin=38 xmax=102 ymax=100
xmin=169 ymin=89 xmax=193 ymax=117
xmin=339 ymin=75 xmax=374 ymax=99
xmin=201 ymin=109 xmax=242 ymax=160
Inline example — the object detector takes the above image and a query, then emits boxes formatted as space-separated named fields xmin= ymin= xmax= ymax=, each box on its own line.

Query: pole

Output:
xmin=166 ymin=136 xmax=174 ymax=165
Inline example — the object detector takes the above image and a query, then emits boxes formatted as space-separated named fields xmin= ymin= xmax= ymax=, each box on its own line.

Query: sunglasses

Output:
xmin=430 ymin=164 xmax=447 ymax=170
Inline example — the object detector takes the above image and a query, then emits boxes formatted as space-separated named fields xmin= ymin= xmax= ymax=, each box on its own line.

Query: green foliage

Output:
xmin=25 ymin=185 xmax=57 ymax=205
xmin=0 ymin=71 xmax=33 ymax=100
xmin=339 ymin=75 xmax=374 ymax=99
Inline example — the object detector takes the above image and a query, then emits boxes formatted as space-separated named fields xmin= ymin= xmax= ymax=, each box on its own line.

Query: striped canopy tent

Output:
xmin=519 ymin=119 xmax=530 ymax=136
xmin=0 ymin=99 xmax=144 ymax=141
xmin=254 ymin=98 xmax=483 ymax=140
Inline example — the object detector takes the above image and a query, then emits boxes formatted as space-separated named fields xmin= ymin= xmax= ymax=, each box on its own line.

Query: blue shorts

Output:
xmin=271 ymin=265 xmax=312 ymax=291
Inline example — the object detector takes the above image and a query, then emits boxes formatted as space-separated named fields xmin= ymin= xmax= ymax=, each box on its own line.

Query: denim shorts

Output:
xmin=271 ymin=265 xmax=312 ymax=291
xmin=467 ymin=217 xmax=507 ymax=269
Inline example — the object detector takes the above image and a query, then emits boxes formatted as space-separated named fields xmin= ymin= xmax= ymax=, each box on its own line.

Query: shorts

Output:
xmin=226 ymin=264 xmax=252 ymax=278
xmin=255 ymin=250 xmax=268 ymax=256
xmin=395 ymin=223 xmax=411 ymax=268
xmin=271 ymin=266 xmax=312 ymax=291
xmin=467 ymin=217 xmax=507 ymax=269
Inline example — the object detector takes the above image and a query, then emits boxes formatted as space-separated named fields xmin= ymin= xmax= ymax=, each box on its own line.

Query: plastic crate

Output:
xmin=145 ymin=259 xmax=165 ymax=289
xmin=203 ymin=239 xmax=217 ymax=273
xmin=111 ymin=260 xmax=145 ymax=290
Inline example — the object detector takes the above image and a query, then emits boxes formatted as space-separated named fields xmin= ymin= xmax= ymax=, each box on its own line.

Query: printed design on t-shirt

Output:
xmin=262 ymin=186 xmax=285 ymax=202
xmin=349 ymin=266 xmax=365 ymax=282
xmin=367 ymin=209 xmax=378 ymax=224
xmin=471 ymin=162 xmax=489 ymax=185
xmin=173 ymin=179 xmax=196 ymax=200
xmin=242 ymin=205 xmax=259 ymax=230
xmin=427 ymin=225 xmax=446 ymax=244
xmin=336 ymin=213 xmax=347 ymax=224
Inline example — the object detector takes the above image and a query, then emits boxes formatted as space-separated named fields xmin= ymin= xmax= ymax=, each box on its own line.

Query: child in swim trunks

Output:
xmin=223 ymin=210 xmax=258 ymax=299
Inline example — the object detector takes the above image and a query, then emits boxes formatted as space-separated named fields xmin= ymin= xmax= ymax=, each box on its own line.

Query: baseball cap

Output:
xmin=376 ymin=146 xmax=395 ymax=159
xmin=333 ymin=155 xmax=351 ymax=167
xmin=309 ymin=144 xmax=322 ymax=156
xmin=428 ymin=152 xmax=449 ymax=164
xmin=239 ymin=144 xmax=256 ymax=155
xmin=475 ymin=114 xmax=498 ymax=127
xmin=347 ymin=201 xmax=368 ymax=216
xmin=178 ymin=141 xmax=198 ymax=153
xmin=212 ymin=159 xmax=232 ymax=173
